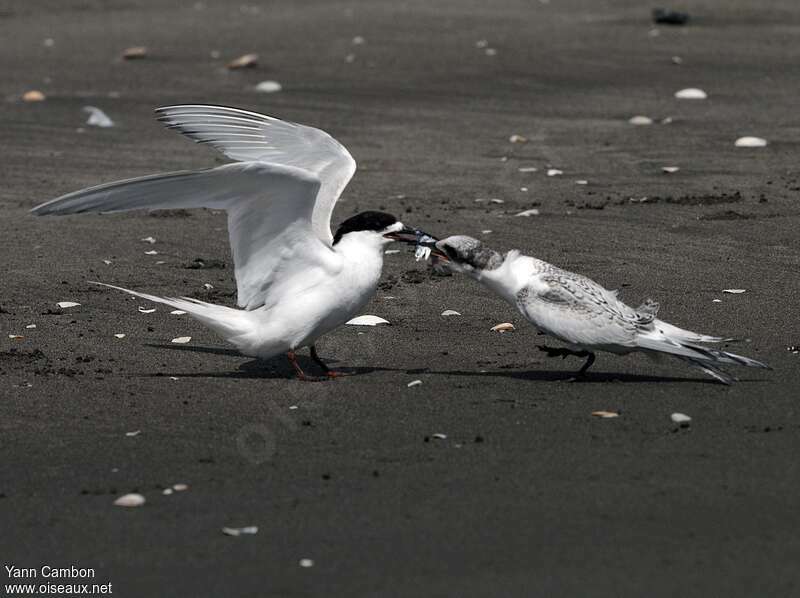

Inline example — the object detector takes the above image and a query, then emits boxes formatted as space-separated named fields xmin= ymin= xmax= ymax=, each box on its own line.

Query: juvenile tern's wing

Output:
xmin=31 ymin=162 xmax=342 ymax=310
xmin=517 ymin=270 xmax=646 ymax=348
xmin=155 ymin=104 xmax=356 ymax=245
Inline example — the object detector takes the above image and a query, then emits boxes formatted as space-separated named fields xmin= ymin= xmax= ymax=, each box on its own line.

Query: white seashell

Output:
xmin=113 ymin=493 xmax=145 ymax=507
xmin=222 ymin=526 xmax=258 ymax=536
xmin=114 ymin=333 xmax=126 ymax=338
xmin=518 ymin=166 xmax=538 ymax=173
xmin=125 ymin=430 xmax=141 ymax=436
xmin=203 ymin=283 xmax=214 ymax=290
xmin=491 ymin=322 xmax=515 ymax=332
xmin=255 ymin=80 xmax=282 ymax=93
xmin=346 ymin=315 xmax=389 ymax=326
xmin=144 ymin=250 xmax=158 ymax=255
xmin=675 ymin=88 xmax=707 ymax=99
xmin=83 ymin=106 xmax=115 ymax=127
xmin=520 ymin=186 xmax=528 ymax=192
xmin=508 ymin=134 xmax=527 ymax=143
xmin=591 ymin=411 xmax=619 ymax=418
xmin=662 ymin=166 xmax=680 ymax=174
xmin=138 ymin=306 xmax=156 ymax=313
xmin=57 ymin=301 xmax=80 ymax=308
xmin=432 ymin=433 xmax=447 ymax=440
xmin=407 ymin=380 xmax=423 ymax=387
xmin=140 ymin=236 xmax=156 ymax=244
xmin=384 ymin=249 xmax=400 ymax=255
xmin=735 ymin=136 xmax=767 ymax=148
xmin=441 ymin=310 xmax=461 ymax=316
xmin=171 ymin=336 xmax=192 ymax=344
xmin=722 ymin=289 xmax=746 ymax=294
xmin=547 ymin=169 xmax=563 ymax=176
xmin=490 ymin=198 xmax=504 ymax=204
xmin=25 ymin=324 xmax=36 ymax=329
xmin=299 ymin=558 xmax=314 ymax=567
xmin=671 ymin=412 xmax=692 ymax=424
xmin=162 ymin=488 xmax=173 ymax=495
xmin=628 ymin=115 xmax=653 ymax=125
xmin=102 ymin=259 xmax=112 ymax=265
xmin=515 ymin=209 xmax=540 ymax=217
xmin=172 ymin=483 xmax=189 ymax=491
xmin=170 ymin=310 xmax=187 ymax=315
xmin=712 ymin=299 xmax=722 ymax=303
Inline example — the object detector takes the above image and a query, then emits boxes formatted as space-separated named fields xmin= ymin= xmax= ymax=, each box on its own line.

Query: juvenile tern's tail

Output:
xmin=636 ymin=325 xmax=770 ymax=384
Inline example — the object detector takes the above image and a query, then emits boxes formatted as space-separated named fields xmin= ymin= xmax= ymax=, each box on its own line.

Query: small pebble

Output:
xmin=113 ymin=493 xmax=145 ymax=507
xmin=735 ymin=136 xmax=767 ymax=148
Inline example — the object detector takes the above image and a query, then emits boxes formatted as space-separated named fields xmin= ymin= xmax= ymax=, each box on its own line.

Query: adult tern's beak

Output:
xmin=383 ymin=224 xmax=419 ymax=243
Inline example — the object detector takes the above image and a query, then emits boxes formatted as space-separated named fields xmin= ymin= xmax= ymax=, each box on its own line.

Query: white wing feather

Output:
xmin=155 ymin=104 xmax=356 ymax=245
xmin=31 ymin=161 xmax=342 ymax=310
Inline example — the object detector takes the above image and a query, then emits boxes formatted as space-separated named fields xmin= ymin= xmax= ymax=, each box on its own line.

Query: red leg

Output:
xmin=287 ymin=351 xmax=325 ymax=382
xmin=310 ymin=345 xmax=347 ymax=378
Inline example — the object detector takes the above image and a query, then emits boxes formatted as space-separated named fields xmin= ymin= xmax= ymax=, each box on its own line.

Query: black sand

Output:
xmin=2 ymin=1 xmax=800 ymax=595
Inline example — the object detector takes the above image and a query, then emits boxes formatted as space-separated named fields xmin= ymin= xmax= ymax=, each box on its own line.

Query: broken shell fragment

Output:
xmin=515 ymin=209 xmax=540 ymax=217
xmin=722 ymin=289 xmax=746 ymax=294
xmin=509 ymin=134 xmax=527 ymax=143
xmin=671 ymin=412 xmax=692 ymax=425
xmin=222 ymin=526 xmax=258 ymax=536
xmin=113 ymin=493 xmax=145 ymax=507
xmin=114 ymin=333 xmax=126 ymax=339
xmin=171 ymin=336 xmax=192 ymax=344
xmin=227 ymin=53 xmax=258 ymax=69
xmin=675 ymin=88 xmax=707 ymax=99
xmin=662 ymin=166 xmax=680 ymax=174
xmin=518 ymin=166 xmax=538 ymax=173
xmin=170 ymin=310 xmax=187 ymax=315
xmin=591 ymin=411 xmax=620 ymax=418
xmin=22 ymin=90 xmax=46 ymax=102
xmin=83 ymin=106 xmax=114 ymax=128
xmin=138 ymin=306 xmax=156 ymax=313
xmin=432 ymin=433 xmax=447 ymax=440
xmin=57 ymin=301 xmax=80 ymax=308
xmin=734 ymin=136 xmax=767 ymax=148
xmin=628 ymin=115 xmax=653 ymax=125
xmin=491 ymin=322 xmax=515 ymax=333
xmin=255 ymin=80 xmax=282 ymax=93
xmin=441 ymin=310 xmax=461 ymax=316
xmin=547 ymin=169 xmax=563 ymax=176
xmin=346 ymin=315 xmax=389 ymax=326
xmin=407 ymin=380 xmax=423 ymax=388
xmin=122 ymin=46 xmax=148 ymax=60
xmin=172 ymin=483 xmax=189 ymax=491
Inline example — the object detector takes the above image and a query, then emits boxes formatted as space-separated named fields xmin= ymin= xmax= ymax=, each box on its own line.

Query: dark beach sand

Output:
xmin=2 ymin=1 xmax=799 ymax=595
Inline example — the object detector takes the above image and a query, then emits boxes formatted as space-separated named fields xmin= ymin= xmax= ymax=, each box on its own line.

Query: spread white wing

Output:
xmin=31 ymin=104 xmax=357 ymax=310
xmin=155 ymin=104 xmax=356 ymax=245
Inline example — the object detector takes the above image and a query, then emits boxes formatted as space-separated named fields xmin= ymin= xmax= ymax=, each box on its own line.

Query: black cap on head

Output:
xmin=333 ymin=211 xmax=398 ymax=245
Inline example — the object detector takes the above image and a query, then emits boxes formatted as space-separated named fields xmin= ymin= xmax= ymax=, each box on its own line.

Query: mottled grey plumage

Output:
xmin=434 ymin=236 xmax=769 ymax=384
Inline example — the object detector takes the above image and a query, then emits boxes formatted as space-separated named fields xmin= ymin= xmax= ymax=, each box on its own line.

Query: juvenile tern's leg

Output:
xmin=576 ymin=352 xmax=596 ymax=376
xmin=287 ymin=351 xmax=326 ymax=382
xmin=310 ymin=345 xmax=347 ymax=378
xmin=538 ymin=346 xmax=596 ymax=378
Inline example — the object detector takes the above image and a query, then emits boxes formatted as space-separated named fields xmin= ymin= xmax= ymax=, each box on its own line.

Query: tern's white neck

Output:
xmin=468 ymin=251 xmax=528 ymax=305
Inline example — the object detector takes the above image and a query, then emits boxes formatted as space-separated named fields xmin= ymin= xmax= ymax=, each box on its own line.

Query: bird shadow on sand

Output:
xmin=412 ymin=367 xmax=723 ymax=385
xmin=141 ymin=343 xmax=396 ymax=379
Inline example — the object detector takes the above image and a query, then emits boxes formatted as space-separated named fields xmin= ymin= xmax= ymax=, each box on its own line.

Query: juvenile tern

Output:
xmin=32 ymin=104 xmax=422 ymax=380
xmin=427 ymin=235 xmax=769 ymax=384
